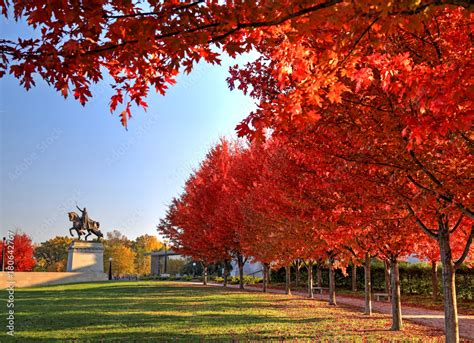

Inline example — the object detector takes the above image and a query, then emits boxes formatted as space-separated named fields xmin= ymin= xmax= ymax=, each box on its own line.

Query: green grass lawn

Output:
xmin=1 ymin=281 xmax=444 ymax=342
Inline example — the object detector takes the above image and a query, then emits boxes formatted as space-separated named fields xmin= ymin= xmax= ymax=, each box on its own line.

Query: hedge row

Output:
xmin=270 ymin=261 xmax=473 ymax=300
xmin=212 ymin=275 xmax=262 ymax=285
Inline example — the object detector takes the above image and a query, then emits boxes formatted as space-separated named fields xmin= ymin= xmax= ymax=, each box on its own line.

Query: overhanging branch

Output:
xmin=454 ymin=225 xmax=473 ymax=269
xmin=406 ymin=204 xmax=438 ymax=239
xmin=409 ymin=150 xmax=443 ymax=187
xmin=450 ymin=214 xmax=464 ymax=234
xmin=407 ymin=174 xmax=474 ymax=220
xmin=104 ymin=1 xmax=205 ymax=19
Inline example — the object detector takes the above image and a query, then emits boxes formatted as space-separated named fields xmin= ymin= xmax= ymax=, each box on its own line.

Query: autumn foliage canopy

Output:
xmin=1 ymin=0 xmax=473 ymax=341
xmin=1 ymin=0 xmax=471 ymax=129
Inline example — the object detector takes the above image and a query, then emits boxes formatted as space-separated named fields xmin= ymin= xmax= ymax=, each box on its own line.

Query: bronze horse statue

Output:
xmin=68 ymin=212 xmax=103 ymax=240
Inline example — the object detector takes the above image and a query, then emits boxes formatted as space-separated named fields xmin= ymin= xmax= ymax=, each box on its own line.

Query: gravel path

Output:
xmin=200 ymin=282 xmax=474 ymax=340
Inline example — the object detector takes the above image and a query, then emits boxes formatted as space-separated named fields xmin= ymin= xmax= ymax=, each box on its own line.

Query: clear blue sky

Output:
xmin=0 ymin=18 xmax=256 ymax=243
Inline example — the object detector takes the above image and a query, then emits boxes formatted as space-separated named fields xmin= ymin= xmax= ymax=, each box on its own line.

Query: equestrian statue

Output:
xmin=68 ymin=205 xmax=104 ymax=240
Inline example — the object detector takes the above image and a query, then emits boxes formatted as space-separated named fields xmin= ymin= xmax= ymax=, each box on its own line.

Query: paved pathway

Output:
xmin=199 ymin=282 xmax=474 ymax=340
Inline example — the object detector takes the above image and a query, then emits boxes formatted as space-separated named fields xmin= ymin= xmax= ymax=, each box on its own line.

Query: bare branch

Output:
xmin=407 ymin=174 xmax=437 ymax=193
xmin=104 ymin=1 xmax=205 ymax=19
xmin=210 ymin=0 xmax=342 ymax=42
xmin=459 ymin=131 xmax=473 ymax=147
xmin=423 ymin=21 xmax=442 ymax=62
xmin=409 ymin=150 xmax=443 ymax=187
xmin=406 ymin=204 xmax=438 ymax=239
xmin=454 ymin=225 xmax=473 ymax=269
xmin=450 ymin=214 xmax=464 ymax=234
xmin=343 ymin=245 xmax=358 ymax=258
xmin=407 ymin=174 xmax=474 ymax=220
xmin=340 ymin=17 xmax=379 ymax=66
xmin=324 ymin=151 xmax=406 ymax=170
xmin=392 ymin=0 xmax=472 ymax=14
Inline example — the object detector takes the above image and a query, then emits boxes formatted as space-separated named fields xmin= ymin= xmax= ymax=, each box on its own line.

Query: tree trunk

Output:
xmin=316 ymin=265 xmax=322 ymax=287
xmin=263 ymin=263 xmax=268 ymax=293
xmin=308 ymin=262 xmax=314 ymax=298
xmin=390 ymin=257 xmax=402 ymax=331
xmin=285 ymin=265 xmax=292 ymax=295
xmin=364 ymin=252 xmax=372 ymax=315
xmin=352 ymin=263 xmax=357 ymax=292
xmin=267 ymin=266 xmax=271 ymax=284
xmin=237 ymin=254 xmax=245 ymax=290
xmin=431 ymin=260 xmax=439 ymax=301
xmin=384 ymin=259 xmax=391 ymax=296
xmin=223 ymin=259 xmax=229 ymax=287
xmin=295 ymin=261 xmax=300 ymax=287
xmin=328 ymin=257 xmax=337 ymax=306
xmin=439 ymin=226 xmax=459 ymax=343
xmin=202 ymin=264 xmax=208 ymax=285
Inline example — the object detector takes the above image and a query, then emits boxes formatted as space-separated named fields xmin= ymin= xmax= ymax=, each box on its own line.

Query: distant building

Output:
xmin=230 ymin=258 xmax=264 ymax=278
xmin=147 ymin=250 xmax=264 ymax=278
xmin=147 ymin=249 xmax=188 ymax=275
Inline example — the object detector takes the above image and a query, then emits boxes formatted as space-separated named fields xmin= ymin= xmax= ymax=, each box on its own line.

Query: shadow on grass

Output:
xmin=0 ymin=281 xmax=443 ymax=342
xmin=1 ymin=282 xmax=327 ymax=341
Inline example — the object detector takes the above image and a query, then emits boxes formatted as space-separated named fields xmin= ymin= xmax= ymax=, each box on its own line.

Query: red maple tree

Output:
xmin=1 ymin=232 xmax=36 ymax=272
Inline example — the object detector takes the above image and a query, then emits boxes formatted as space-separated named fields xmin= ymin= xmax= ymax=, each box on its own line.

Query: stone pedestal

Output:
xmin=67 ymin=241 xmax=104 ymax=273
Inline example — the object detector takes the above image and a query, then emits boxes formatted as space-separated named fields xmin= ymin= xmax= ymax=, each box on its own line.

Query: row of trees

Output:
xmin=146 ymin=5 xmax=474 ymax=342
xmin=3 ymin=231 xmax=162 ymax=276
xmin=159 ymin=129 xmax=471 ymax=340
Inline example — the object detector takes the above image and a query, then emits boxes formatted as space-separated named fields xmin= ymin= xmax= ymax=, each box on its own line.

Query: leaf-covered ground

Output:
xmin=248 ymin=282 xmax=474 ymax=315
xmin=1 ymin=281 xmax=445 ymax=342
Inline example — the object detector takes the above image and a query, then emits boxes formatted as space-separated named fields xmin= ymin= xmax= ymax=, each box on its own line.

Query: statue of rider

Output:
xmin=76 ymin=205 xmax=90 ymax=231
